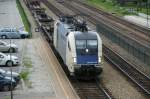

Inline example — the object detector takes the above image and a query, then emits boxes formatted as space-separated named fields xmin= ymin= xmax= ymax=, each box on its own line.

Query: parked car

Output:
xmin=0 ymin=69 xmax=20 ymax=83
xmin=0 ymin=75 xmax=17 ymax=91
xmin=0 ymin=28 xmax=29 ymax=39
xmin=0 ymin=40 xmax=18 ymax=52
xmin=0 ymin=52 xmax=19 ymax=66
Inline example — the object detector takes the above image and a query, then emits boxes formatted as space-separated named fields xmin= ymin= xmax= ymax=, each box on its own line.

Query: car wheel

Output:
xmin=6 ymin=60 xmax=13 ymax=66
xmin=9 ymin=48 xmax=15 ymax=53
xmin=21 ymin=35 xmax=25 ymax=39
xmin=1 ymin=35 xmax=7 ymax=39
xmin=3 ymin=85 xmax=10 ymax=91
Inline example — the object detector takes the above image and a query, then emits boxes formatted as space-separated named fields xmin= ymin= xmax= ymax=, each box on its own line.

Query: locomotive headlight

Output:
xmin=73 ymin=57 xmax=77 ymax=63
xmin=98 ymin=57 xmax=101 ymax=63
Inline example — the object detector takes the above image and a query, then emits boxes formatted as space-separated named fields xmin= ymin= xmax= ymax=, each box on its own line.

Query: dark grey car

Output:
xmin=0 ymin=75 xmax=17 ymax=91
xmin=0 ymin=69 xmax=20 ymax=83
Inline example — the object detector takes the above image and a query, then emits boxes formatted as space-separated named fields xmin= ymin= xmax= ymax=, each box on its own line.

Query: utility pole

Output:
xmin=146 ymin=0 xmax=149 ymax=28
xmin=9 ymin=0 xmax=13 ymax=97
xmin=9 ymin=39 xmax=13 ymax=99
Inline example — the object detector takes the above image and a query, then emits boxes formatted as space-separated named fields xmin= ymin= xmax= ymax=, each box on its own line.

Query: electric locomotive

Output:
xmin=53 ymin=16 xmax=103 ymax=78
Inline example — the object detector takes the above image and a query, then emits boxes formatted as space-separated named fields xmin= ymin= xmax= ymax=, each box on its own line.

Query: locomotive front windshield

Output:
xmin=76 ymin=39 xmax=98 ymax=55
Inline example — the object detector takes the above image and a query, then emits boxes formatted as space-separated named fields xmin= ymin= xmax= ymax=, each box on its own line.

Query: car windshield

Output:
xmin=0 ymin=53 xmax=5 ymax=58
xmin=0 ymin=41 xmax=7 ymax=45
xmin=12 ymin=29 xmax=19 ymax=32
xmin=0 ymin=74 xmax=5 ymax=78
xmin=0 ymin=69 xmax=5 ymax=73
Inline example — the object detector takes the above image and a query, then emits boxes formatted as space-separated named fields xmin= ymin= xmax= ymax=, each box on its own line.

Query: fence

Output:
xmin=97 ymin=24 xmax=150 ymax=65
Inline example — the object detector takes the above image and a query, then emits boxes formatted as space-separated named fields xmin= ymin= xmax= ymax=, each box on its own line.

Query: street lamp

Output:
xmin=8 ymin=39 xmax=13 ymax=99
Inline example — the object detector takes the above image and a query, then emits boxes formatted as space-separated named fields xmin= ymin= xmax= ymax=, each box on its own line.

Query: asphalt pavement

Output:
xmin=0 ymin=0 xmax=24 ymax=98
xmin=0 ymin=0 xmax=23 ymax=28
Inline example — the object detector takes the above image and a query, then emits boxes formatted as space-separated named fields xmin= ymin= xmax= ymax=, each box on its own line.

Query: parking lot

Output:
xmin=0 ymin=39 xmax=25 ymax=98
xmin=0 ymin=38 xmax=57 ymax=99
xmin=0 ymin=0 xmax=30 ymax=98
xmin=0 ymin=0 xmax=25 ymax=95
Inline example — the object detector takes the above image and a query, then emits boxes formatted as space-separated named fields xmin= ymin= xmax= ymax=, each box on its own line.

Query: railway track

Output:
xmin=60 ymin=0 xmax=150 ymax=50
xmin=70 ymin=78 xmax=113 ymax=99
xmin=41 ymin=0 xmax=150 ymax=96
xmin=103 ymin=45 xmax=150 ymax=96
xmin=42 ymin=0 xmax=65 ymax=17
xmin=42 ymin=0 xmax=114 ymax=99
xmin=73 ymin=0 xmax=150 ymax=37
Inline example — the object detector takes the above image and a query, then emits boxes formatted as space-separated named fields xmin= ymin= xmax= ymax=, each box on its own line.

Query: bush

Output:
xmin=20 ymin=71 xmax=29 ymax=81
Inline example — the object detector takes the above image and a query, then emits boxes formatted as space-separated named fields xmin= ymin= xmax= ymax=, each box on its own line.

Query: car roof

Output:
xmin=0 ymin=27 xmax=17 ymax=29
xmin=0 ymin=52 xmax=6 ymax=56
xmin=0 ymin=69 xmax=5 ymax=73
xmin=0 ymin=74 xmax=4 ymax=78
xmin=0 ymin=27 xmax=17 ymax=30
xmin=0 ymin=40 xmax=6 ymax=43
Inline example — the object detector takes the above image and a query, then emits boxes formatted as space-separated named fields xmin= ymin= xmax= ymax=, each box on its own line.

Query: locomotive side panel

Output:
xmin=56 ymin=22 xmax=67 ymax=63
xmin=66 ymin=33 xmax=76 ymax=74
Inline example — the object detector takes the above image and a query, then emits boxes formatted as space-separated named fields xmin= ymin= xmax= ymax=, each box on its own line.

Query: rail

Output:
xmin=42 ymin=0 xmax=150 ymax=96
xmin=103 ymin=45 xmax=150 ymax=95
xmin=28 ymin=0 xmax=150 ymax=97
xmin=74 ymin=0 xmax=150 ymax=37
xmin=70 ymin=78 xmax=113 ymax=99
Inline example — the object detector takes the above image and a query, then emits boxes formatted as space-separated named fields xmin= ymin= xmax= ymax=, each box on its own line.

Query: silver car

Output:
xmin=0 ymin=28 xmax=29 ymax=39
xmin=0 ymin=40 xmax=18 ymax=52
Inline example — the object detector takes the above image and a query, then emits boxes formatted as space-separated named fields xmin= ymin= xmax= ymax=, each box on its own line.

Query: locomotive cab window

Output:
xmin=87 ymin=40 xmax=97 ymax=48
xmin=76 ymin=39 xmax=98 ymax=55
xmin=76 ymin=40 xmax=86 ymax=49
xmin=87 ymin=40 xmax=98 ymax=55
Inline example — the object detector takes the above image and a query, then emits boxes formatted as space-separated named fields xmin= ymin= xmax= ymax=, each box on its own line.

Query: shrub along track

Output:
xmin=42 ymin=0 xmax=150 ymax=97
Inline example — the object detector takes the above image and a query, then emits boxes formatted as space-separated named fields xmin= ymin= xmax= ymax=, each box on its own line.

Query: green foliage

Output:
xmin=23 ymin=56 xmax=32 ymax=68
xmin=16 ymin=0 xmax=32 ymax=37
xmin=4 ymin=96 xmax=11 ymax=99
xmin=20 ymin=71 xmax=29 ymax=81
xmin=86 ymin=0 xmax=149 ymax=16
xmin=20 ymin=70 xmax=32 ymax=88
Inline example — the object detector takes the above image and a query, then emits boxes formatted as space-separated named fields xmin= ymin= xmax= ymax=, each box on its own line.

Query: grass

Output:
xmin=20 ymin=55 xmax=33 ymax=88
xmin=20 ymin=71 xmax=29 ymax=81
xmin=16 ymin=0 xmax=32 ymax=37
xmin=86 ymin=0 xmax=149 ymax=16
xmin=4 ymin=96 xmax=11 ymax=99
xmin=20 ymin=70 xmax=32 ymax=88
xmin=23 ymin=56 xmax=33 ymax=68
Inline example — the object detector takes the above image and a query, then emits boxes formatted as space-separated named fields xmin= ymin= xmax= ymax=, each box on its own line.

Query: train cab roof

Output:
xmin=58 ymin=15 xmax=99 ymax=40
xmin=74 ymin=31 xmax=97 ymax=40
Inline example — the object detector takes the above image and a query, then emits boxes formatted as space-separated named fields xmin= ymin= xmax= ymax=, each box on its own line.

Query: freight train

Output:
xmin=25 ymin=0 xmax=103 ymax=79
